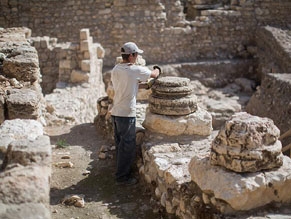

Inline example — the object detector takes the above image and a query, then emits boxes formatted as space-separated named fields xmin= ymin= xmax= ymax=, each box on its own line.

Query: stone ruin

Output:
xmin=210 ymin=112 xmax=283 ymax=173
xmin=0 ymin=0 xmax=291 ymax=218
xmin=0 ymin=27 xmax=105 ymax=219
xmin=0 ymin=28 xmax=51 ymax=218
xmin=143 ymin=76 xmax=212 ymax=136
xmin=189 ymin=112 xmax=291 ymax=214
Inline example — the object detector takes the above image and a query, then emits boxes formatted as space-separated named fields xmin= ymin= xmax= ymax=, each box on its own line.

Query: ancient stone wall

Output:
xmin=40 ymin=29 xmax=106 ymax=126
xmin=0 ymin=27 xmax=45 ymax=125
xmin=30 ymin=36 xmax=60 ymax=94
xmin=0 ymin=0 xmax=290 ymax=67
xmin=0 ymin=119 xmax=51 ymax=219
xmin=246 ymin=73 xmax=291 ymax=134
xmin=245 ymin=25 xmax=291 ymax=135
xmin=256 ymin=26 xmax=291 ymax=80
xmin=0 ymin=28 xmax=51 ymax=218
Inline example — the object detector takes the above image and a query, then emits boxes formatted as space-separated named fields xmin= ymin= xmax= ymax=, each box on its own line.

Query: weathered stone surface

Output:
xmin=152 ymin=84 xmax=193 ymax=97
xmin=148 ymin=76 xmax=199 ymax=117
xmin=95 ymin=43 xmax=105 ymax=59
xmin=45 ymin=83 xmax=105 ymax=125
xmin=142 ymin=107 xmax=212 ymax=136
xmin=0 ymin=119 xmax=43 ymax=152
xmin=81 ymin=60 xmax=90 ymax=72
xmin=210 ymin=112 xmax=283 ymax=173
xmin=1 ymin=1 xmax=290 ymax=68
xmin=256 ymin=26 xmax=291 ymax=78
xmin=80 ymin=28 xmax=90 ymax=41
xmin=6 ymin=88 xmax=41 ymax=120
xmin=3 ymin=135 xmax=51 ymax=169
xmin=189 ymin=153 xmax=291 ymax=212
xmin=42 ymin=29 xmax=106 ymax=126
xmin=70 ymin=69 xmax=89 ymax=83
xmin=203 ymin=95 xmax=242 ymax=129
xmin=0 ymin=165 xmax=50 ymax=204
xmin=149 ymin=93 xmax=198 ymax=116
xmin=141 ymin=132 xmax=218 ymax=218
xmin=0 ymin=118 xmax=51 ymax=219
xmin=2 ymin=44 xmax=39 ymax=83
xmin=153 ymin=76 xmax=190 ymax=88
xmin=246 ymin=73 xmax=291 ymax=134
xmin=0 ymin=203 xmax=51 ymax=219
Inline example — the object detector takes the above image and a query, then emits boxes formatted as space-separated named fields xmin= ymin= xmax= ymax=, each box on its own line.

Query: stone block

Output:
xmin=0 ymin=119 xmax=44 ymax=152
xmin=0 ymin=165 xmax=50 ymax=204
xmin=70 ymin=69 xmax=89 ymax=83
xmin=0 ymin=203 xmax=51 ymax=219
xmin=149 ymin=94 xmax=197 ymax=116
xmin=113 ymin=0 xmax=126 ymax=6
xmin=6 ymin=89 xmax=41 ymax=120
xmin=3 ymin=135 xmax=51 ymax=168
xmin=80 ymin=28 xmax=90 ymax=41
xmin=83 ymin=51 xmax=90 ymax=59
xmin=59 ymin=59 xmax=72 ymax=69
xmin=80 ymin=40 xmax=90 ymax=52
xmin=142 ymin=107 xmax=212 ymax=136
xmin=3 ymin=46 xmax=39 ymax=82
xmin=189 ymin=154 xmax=291 ymax=212
xmin=246 ymin=73 xmax=291 ymax=133
xmin=81 ymin=59 xmax=91 ymax=72
xmin=95 ymin=43 xmax=105 ymax=59
xmin=40 ymin=36 xmax=50 ymax=48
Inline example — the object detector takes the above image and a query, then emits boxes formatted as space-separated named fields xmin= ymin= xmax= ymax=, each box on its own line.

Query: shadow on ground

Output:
xmin=47 ymin=123 xmax=170 ymax=219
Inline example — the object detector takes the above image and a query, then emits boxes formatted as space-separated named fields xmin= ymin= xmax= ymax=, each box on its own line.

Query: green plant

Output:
xmin=56 ymin=139 xmax=69 ymax=148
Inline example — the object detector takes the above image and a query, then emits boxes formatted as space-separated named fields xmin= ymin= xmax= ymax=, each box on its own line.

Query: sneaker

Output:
xmin=116 ymin=177 xmax=138 ymax=186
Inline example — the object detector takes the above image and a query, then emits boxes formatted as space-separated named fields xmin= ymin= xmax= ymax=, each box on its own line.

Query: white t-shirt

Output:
xmin=111 ymin=63 xmax=151 ymax=117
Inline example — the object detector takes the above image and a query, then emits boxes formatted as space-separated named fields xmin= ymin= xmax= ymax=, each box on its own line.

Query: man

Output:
xmin=111 ymin=42 xmax=160 ymax=185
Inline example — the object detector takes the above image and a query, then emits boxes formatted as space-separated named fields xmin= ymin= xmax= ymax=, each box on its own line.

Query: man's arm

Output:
xmin=139 ymin=65 xmax=162 ymax=89
xmin=150 ymin=68 xmax=160 ymax=78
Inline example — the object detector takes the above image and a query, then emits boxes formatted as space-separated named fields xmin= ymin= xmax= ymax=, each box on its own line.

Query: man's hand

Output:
xmin=153 ymin=65 xmax=162 ymax=75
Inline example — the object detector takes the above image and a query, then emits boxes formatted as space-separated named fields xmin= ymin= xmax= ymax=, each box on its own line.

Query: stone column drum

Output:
xmin=149 ymin=76 xmax=197 ymax=116
xmin=210 ymin=112 xmax=283 ymax=173
xmin=143 ymin=76 xmax=212 ymax=136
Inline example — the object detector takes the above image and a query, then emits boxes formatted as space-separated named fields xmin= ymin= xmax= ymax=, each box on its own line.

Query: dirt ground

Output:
xmin=46 ymin=123 xmax=168 ymax=219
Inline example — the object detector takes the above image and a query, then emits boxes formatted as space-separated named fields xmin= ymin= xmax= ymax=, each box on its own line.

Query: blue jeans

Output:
xmin=111 ymin=116 xmax=136 ymax=182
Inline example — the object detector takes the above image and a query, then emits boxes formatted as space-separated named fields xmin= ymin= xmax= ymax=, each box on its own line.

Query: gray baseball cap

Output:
xmin=121 ymin=42 xmax=144 ymax=54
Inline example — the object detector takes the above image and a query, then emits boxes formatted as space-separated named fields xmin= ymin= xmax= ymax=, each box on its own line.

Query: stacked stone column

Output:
xmin=149 ymin=77 xmax=198 ymax=116
xmin=143 ymin=76 xmax=212 ymax=136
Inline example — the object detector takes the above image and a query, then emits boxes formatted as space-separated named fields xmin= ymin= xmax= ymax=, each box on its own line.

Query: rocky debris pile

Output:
xmin=0 ymin=119 xmax=51 ymax=219
xmin=210 ymin=112 xmax=283 ymax=173
xmin=143 ymin=76 xmax=212 ymax=136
